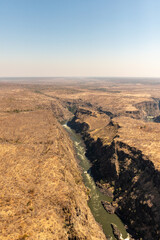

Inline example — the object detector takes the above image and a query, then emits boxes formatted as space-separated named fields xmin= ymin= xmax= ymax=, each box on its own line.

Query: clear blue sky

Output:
xmin=0 ymin=0 xmax=160 ymax=77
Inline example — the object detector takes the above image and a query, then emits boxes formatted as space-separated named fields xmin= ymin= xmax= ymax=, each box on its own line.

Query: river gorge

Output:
xmin=66 ymin=108 xmax=160 ymax=240
xmin=63 ymin=123 xmax=129 ymax=240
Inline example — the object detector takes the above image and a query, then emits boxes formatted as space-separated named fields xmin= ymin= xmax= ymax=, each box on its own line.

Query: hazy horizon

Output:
xmin=1 ymin=0 xmax=160 ymax=78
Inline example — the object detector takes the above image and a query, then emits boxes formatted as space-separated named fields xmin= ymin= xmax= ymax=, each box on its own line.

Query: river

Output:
xmin=63 ymin=123 xmax=129 ymax=240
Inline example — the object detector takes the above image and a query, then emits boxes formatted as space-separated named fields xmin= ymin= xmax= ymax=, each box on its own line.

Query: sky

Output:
xmin=0 ymin=0 xmax=160 ymax=77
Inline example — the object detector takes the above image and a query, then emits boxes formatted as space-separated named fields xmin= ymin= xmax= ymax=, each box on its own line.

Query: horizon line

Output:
xmin=1 ymin=76 xmax=160 ymax=79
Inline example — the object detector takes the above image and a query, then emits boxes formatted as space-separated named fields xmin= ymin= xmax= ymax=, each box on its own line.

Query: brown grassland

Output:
xmin=1 ymin=78 xmax=160 ymax=239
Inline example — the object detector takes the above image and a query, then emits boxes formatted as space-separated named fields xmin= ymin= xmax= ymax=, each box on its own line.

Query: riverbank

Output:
xmin=63 ymin=123 xmax=129 ymax=240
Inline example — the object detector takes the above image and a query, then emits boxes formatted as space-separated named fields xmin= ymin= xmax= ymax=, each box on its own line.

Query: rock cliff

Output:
xmin=134 ymin=100 xmax=160 ymax=120
xmin=68 ymin=108 xmax=160 ymax=240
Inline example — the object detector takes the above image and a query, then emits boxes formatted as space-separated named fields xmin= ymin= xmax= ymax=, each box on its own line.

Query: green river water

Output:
xmin=63 ymin=124 xmax=129 ymax=240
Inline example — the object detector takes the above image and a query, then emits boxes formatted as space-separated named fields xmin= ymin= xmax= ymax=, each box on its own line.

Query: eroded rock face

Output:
xmin=101 ymin=201 xmax=115 ymax=214
xmin=154 ymin=115 xmax=160 ymax=123
xmin=68 ymin=108 xmax=160 ymax=240
xmin=135 ymin=100 xmax=160 ymax=120
xmin=111 ymin=224 xmax=121 ymax=240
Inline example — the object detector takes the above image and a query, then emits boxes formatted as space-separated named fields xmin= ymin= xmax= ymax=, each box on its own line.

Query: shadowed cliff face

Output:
xmin=114 ymin=142 xmax=160 ymax=239
xmin=134 ymin=100 xmax=160 ymax=120
xmin=68 ymin=108 xmax=160 ymax=240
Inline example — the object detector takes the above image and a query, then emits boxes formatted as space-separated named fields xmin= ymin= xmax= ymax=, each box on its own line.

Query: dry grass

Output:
xmin=0 ymin=83 xmax=106 ymax=240
xmin=1 ymin=78 xmax=160 ymax=239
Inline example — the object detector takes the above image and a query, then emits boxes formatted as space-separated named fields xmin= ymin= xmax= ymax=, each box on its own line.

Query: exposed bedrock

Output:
xmin=135 ymin=100 xmax=160 ymax=120
xmin=154 ymin=115 xmax=160 ymax=123
xmin=68 ymin=109 xmax=160 ymax=240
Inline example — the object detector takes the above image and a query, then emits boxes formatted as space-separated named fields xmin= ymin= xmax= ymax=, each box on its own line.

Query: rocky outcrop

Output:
xmin=97 ymin=107 xmax=115 ymax=118
xmin=111 ymin=224 xmax=122 ymax=240
xmin=68 ymin=109 xmax=160 ymax=240
xmin=135 ymin=100 xmax=160 ymax=120
xmin=154 ymin=115 xmax=160 ymax=123
xmin=101 ymin=201 xmax=115 ymax=214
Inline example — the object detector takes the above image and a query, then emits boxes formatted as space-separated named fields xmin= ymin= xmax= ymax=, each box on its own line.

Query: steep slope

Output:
xmin=68 ymin=108 xmax=160 ymax=240
xmin=0 ymin=85 xmax=106 ymax=240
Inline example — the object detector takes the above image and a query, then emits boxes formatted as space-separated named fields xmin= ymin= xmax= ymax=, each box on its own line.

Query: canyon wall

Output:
xmin=68 ymin=108 xmax=160 ymax=240
xmin=135 ymin=100 xmax=160 ymax=120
